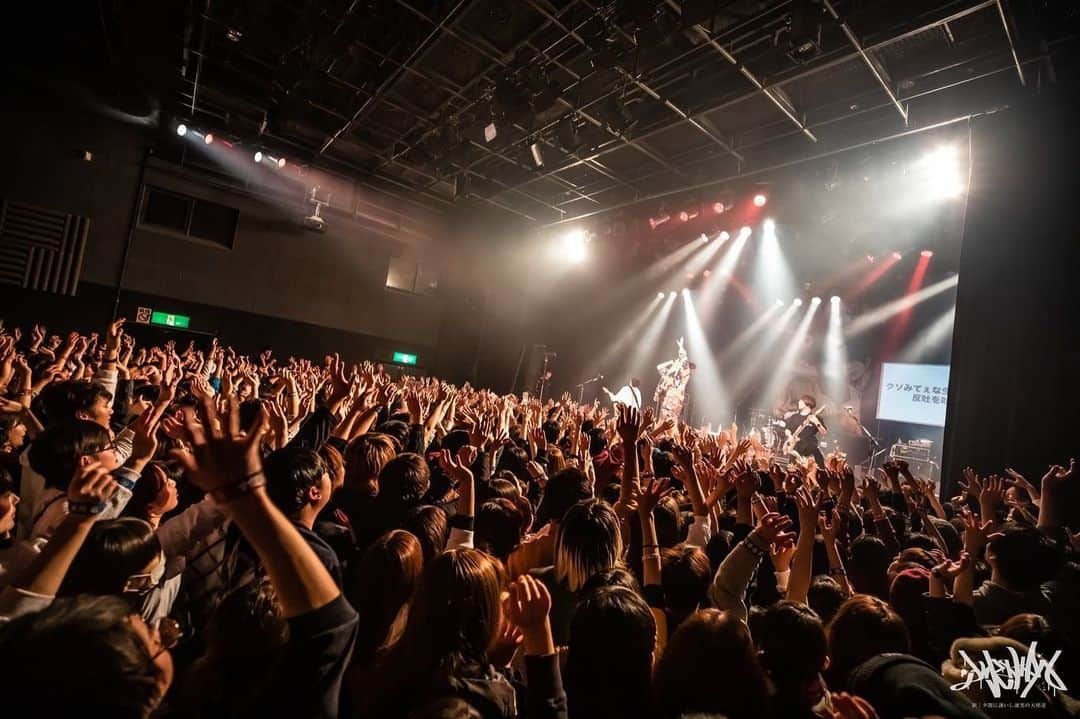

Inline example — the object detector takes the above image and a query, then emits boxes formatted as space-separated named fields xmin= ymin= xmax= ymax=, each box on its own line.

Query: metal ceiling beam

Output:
xmin=525 ymin=0 xmax=745 ymax=165
xmin=449 ymin=1 xmax=795 ymax=184
xmin=557 ymin=53 xmax=1033 ymax=207
xmin=541 ymin=111 xmax=982 ymax=227
xmin=374 ymin=0 xmax=588 ymax=170
xmin=345 ymin=41 xmax=596 ymax=206
xmin=318 ymin=0 xmax=476 ymax=156
xmin=994 ymin=0 xmax=1026 ymax=86
xmin=393 ymin=0 xmax=687 ymax=179
xmin=485 ymin=0 xmax=995 ymax=204
xmin=365 ymin=2 xmax=635 ymax=197
xmin=665 ymin=0 xmax=818 ymax=142
xmin=821 ymin=0 xmax=908 ymax=124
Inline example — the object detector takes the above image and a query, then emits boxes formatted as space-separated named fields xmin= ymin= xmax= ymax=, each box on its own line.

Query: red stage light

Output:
xmin=752 ymin=193 xmax=767 ymax=207
xmin=649 ymin=214 xmax=670 ymax=230
xmin=204 ymin=133 xmax=214 ymax=145
xmin=678 ymin=211 xmax=689 ymax=222
xmin=712 ymin=202 xmax=725 ymax=214
xmin=921 ymin=250 xmax=933 ymax=257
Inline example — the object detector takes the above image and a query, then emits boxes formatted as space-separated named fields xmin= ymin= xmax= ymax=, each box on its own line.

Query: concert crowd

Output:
xmin=0 ymin=318 xmax=1076 ymax=718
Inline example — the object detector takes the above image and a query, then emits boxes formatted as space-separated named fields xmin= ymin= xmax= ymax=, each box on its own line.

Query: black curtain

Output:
xmin=942 ymin=89 xmax=1080 ymax=519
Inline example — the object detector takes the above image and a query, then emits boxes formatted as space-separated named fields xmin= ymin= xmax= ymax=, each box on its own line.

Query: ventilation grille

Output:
xmin=0 ymin=199 xmax=89 ymax=295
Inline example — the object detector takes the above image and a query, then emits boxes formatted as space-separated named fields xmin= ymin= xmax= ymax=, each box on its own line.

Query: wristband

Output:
xmin=449 ymin=514 xmax=475 ymax=531
xmin=105 ymin=354 xmax=119 ymax=362
xmin=209 ymin=471 xmax=267 ymax=504
xmin=744 ymin=535 xmax=768 ymax=558
xmin=642 ymin=543 xmax=660 ymax=549
xmin=68 ymin=500 xmax=106 ymax=516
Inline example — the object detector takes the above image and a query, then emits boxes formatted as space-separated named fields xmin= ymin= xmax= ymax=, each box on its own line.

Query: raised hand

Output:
xmin=818 ymin=507 xmax=841 ymax=545
xmin=734 ymin=464 xmax=760 ymax=503
xmin=771 ymin=536 xmax=796 ymax=572
xmin=105 ymin=318 xmax=125 ymax=355
xmin=128 ymin=409 xmax=160 ymax=472
xmin=751 ymin=511 xmax=796 ymax=546
xmin=170 ymin=397 xmax=267 ymax=495
xmin=1042 ymin=459 xmax=1076 ymax=493
xmin=863 ymin=475 xmax=883 ymax=513
xmin=979 ymin=474 xmax=1005 ymax=523
xmin=794 ymin=485 xmax=819 ymax=530
xmin=960 ymin=466 xmax=983 ymax=499
xmin=960 ymin=506 xmax=992 ymax=556
xmin=638 ymin=476 xmax=673 ymax=517
xmin=615 ymin=404 xmax=641 ymax=445
xmin=502 ymin=574 xmax=553 ymax=635
xmin=68 ymin=460 xmax=120 ymax=507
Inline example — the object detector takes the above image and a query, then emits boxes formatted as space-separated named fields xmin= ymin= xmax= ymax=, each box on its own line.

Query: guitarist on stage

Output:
xmin=783 ymin=394 xmax=828 ymax=466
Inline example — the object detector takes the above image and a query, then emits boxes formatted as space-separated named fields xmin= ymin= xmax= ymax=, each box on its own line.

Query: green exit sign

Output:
xmin=392 ymin=351 xmax=418 ymax=366
xmin=150 ymin=311 xmax=191 ymax=329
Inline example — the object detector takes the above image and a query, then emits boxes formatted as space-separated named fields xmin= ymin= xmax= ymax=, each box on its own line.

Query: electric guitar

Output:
xmin=782 ymin=405 xmax=828 ymax=456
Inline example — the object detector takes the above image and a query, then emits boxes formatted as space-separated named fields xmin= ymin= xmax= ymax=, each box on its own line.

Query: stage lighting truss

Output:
xmin=179 ymin=124 xmax=289 ymax=169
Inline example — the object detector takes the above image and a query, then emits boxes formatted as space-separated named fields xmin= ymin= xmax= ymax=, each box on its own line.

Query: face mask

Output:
xmin=124 ymin=552 xmax=167 ymax=593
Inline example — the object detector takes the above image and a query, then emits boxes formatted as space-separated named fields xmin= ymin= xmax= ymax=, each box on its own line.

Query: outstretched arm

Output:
xmin=172 ymin=397 xmax=339 ymax=618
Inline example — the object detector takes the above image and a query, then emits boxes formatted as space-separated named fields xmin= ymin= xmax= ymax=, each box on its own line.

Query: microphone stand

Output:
xmin=577 ymin=375 xmax=603 ymax=404
xmin=847 ymin=408 xmax=881 ymax=473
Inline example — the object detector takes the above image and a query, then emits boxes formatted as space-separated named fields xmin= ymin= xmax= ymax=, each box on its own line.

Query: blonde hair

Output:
xmin=555 ymin=499 xmax=623 ymax=592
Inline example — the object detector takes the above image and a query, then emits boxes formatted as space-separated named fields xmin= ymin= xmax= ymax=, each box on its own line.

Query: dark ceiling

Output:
xmin=22 ymin=1 xmax=1080 ymax=225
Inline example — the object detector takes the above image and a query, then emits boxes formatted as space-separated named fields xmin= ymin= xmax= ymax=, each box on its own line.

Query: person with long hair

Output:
xmin=566 ymin=585 xmax=656 ymax=719
xmin=533 ymin=498 xmax=623 ymax=645
xmin=654 ymin=608 xmax=773 ymax=719
xmin=344 ymin=529 xmax=423 ymax=699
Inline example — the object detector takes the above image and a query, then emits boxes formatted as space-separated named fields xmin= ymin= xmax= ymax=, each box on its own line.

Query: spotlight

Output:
xmin=686 ymin=273 xmax=695 ymax=280
xmin=699 ymin=233 xmax=709 ymax=243
xmin=739 ymin=226 xmax=752 ymax=238
xmin=254 ymin=151 xmax=263 ymax=163
xmin=793 ymin=298 xmax=803 ymax=307
xmin=718 ymin=230 xmax=730 ymax=242
xmin=776 ymin=299 xmax=785 ymax=307
xmin=204 ymin=133 xmax=214 ymax=145
xmin=703 ymin=270 xmax=712 ymax=278
xmin=866 ymin=254 xmax=876 ymax=263
xmin=649 ymin=214 xmax=670 ymax=230
xmin=712 ymin=202 xmax=726 ymax=214
xmin=682 ymin=288 xmax=689 ymax=294
xmin=831 ymin=295 xmax=841 ymax=304
xmin=657 ymin=292 xmax=666 ymax=299
xmin=277 ymin=157 xmax=286 ymax=168
xmin=921 ymin=250 xmax=934 ymax=257
xmin=753 ymin=193 xmax=767 ymax=207
xmin=892 ymin=251 xmax=903 ymax=260
xmin=668 ymin=291 xmax=676 ymax=298
xmin=678 ymin=211 xmax=689 ymax=222
xmin=811 ymin=296 xmax=821 ymax=305
xmin=921 ymin=146 xmax=964 ymax=199
xmin=763 ymin=218 xmax=776 ymax=233
xmin=529 ymin=140 xmax=545 ymax=168
xmin=559 ymin=229 xmax=588 ymax=264
xmin=176 ymin=123 xmax=188 ymax=137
